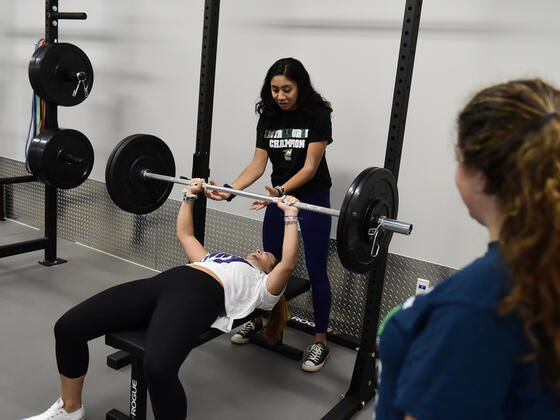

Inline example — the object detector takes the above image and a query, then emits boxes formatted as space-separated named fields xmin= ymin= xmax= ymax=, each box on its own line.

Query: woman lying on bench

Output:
xmin=23 ymin=179 xmax=300 ymax=420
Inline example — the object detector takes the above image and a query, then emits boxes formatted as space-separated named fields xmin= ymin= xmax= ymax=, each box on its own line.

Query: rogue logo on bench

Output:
xmin=131 ymin=379 xmax=138 ymax=417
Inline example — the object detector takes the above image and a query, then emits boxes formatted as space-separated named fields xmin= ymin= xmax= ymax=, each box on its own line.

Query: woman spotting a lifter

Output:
xmin=22 ymin=180 xmax=301 ymax=420
xmin=206 ymin=57 xmax=334 ymax=372
xmin=376 ymin=79 xmax=560 ymax=419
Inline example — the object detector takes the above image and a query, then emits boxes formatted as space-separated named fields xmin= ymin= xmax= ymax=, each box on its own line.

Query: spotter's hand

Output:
xmin=249 ymin=188 xmax=275 ymax=211
xmin=204 ymin=180 xmax=233 ymax=201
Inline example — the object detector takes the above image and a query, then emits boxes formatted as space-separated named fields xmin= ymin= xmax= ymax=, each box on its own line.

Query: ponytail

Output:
xmin=498 ymin=118 xmax=560 ymax=391
xmin=262 ymin=295 xmax=290 ymax=345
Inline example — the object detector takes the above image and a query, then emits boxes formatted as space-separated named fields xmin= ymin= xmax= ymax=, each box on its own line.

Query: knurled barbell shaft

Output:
xmin=142 ymin=171 xmax=412 ymax=235
xmin=142 ymin=171 xmax=340 ymax=216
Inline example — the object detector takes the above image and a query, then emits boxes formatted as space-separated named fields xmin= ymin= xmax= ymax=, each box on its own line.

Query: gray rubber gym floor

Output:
xmin=1 ymin=219 xmax=375 ymax=420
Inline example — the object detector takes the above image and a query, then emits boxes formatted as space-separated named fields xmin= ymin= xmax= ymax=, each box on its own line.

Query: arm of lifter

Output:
xmin=176 ymin=179 xmax=208 ymax=262
xmin=265 ymin=196 xmax=300 ymax=295
xmin=206 ymin=147 xmax=269 ymax=200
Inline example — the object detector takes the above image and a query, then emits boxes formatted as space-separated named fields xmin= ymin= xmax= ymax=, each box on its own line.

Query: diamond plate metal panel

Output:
xmin=0 ymin=158 xmax=45 ymax=228
xmin=381 ymin=254 xmax=457 ymax=323
xmin=1 ymin=156 xmax=457 ymax=341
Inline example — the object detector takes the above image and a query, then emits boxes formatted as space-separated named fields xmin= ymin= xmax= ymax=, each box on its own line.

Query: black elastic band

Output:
xmin=540 ymin=112 xmax=558 ymax=126
xmin=224 ymin=184 xmax=235 ymax=202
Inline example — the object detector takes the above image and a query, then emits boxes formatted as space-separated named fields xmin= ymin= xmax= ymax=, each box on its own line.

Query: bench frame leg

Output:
xmin=250 ymin=332 xmax=303 ymax=361
xmin=106 ymin=356 xmax=148 ymax=420
xmin=107 ymin=350 xmax=131 ymax=370
xmin=129 ymin=357 xmax=148 ymax=420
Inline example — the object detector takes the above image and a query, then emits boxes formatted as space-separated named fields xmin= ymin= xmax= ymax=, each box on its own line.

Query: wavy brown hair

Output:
xmin=457 ymin=79 xmax=560 ymax=391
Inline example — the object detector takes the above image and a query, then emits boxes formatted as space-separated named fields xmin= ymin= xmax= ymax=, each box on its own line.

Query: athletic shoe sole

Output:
xmin=301 ymin=352 xmax=330 ymax=372
xmin=230 ymin=335 xmax=250 ymax=344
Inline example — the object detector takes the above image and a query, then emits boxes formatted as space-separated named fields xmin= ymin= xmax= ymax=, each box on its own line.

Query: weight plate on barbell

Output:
xmin=105 ymin=134 xmax=175 ymax=215
xmin=336 ymin=167 xmax=398 ymax=273
xmin=28 ymin=42 xmax=94 ymax=106
xmin=28 ymin=128 xmax=94 ymax=189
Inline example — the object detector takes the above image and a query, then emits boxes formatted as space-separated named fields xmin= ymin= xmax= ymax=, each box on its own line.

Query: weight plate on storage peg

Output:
xmin=28 ymin=128 xmax=94 ymax=189
xmin=29 ymin=43 xmax=94 ymax=106
xmin=105 ymin=134 xmax=176 ymax=215
xmin=336 ymin=167 xmax=398 ymax=273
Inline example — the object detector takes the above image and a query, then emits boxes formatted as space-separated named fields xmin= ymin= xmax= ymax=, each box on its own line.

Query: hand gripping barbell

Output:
xmin=105 ymin=134 xmax=413 ymax=273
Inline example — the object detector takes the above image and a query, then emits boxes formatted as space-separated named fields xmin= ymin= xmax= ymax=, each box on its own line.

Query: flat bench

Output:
xmin=105 ymin=275 xmax=310 ymax=420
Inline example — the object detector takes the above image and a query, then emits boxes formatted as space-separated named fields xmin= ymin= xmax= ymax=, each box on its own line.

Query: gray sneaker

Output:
xmin=22 ymin=397 xmax=85 ymax=420
xmin=302 ymin=342 xmax=330 ymax=372
xmin=231 ymin=319 xmax=262 ymax=344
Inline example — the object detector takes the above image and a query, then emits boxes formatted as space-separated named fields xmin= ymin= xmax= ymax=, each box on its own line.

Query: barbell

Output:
xmin=105 ymin=134 xmax=413 ymax=273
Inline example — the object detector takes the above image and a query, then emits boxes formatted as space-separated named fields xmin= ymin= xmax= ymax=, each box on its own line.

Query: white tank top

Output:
xmin=191 ymin=253 xmax=281 ymax=332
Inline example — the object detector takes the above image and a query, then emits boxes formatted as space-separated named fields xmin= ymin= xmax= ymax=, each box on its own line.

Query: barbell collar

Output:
xmin=141 ymin=170 xmax=412 ymax=235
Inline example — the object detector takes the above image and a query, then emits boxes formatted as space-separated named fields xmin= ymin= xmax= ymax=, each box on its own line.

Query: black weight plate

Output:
xmin=29 ymin=43 xmax=94 ymax=106
xmin=105 ymin=134 xmax=175 ymax=215
xmin=28 ymin=128 xmax=94 ymax=189
xmin=336 ymin=167 xmax=398 ymax=273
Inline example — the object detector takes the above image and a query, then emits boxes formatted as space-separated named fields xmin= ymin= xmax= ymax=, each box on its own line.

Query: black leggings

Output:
xmin=54 ymin=266 xmax=225 ymax=420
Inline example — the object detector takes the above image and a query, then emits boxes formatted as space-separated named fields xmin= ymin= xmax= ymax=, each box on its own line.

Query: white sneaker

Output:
xmin=22 ymin=397 xmax=85 ymax=420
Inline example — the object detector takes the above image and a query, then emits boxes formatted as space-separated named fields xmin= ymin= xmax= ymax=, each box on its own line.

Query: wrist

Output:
xmin=284 ymin=215 xmax=298 ymax=224
xmin=274 ymin=185 xmax=286 ymax=197
xmin=224 ymin=184 xmax=235 ymax=202
xmin=183 ymin=191 xmax=198 ymax=203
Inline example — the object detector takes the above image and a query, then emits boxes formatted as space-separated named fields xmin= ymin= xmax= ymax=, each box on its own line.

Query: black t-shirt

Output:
xmin=256 ymin=107 xmax=333 ymax=194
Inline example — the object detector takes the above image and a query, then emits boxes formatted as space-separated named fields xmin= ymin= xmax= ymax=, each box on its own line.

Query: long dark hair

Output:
xmin=457 ymin=79 xmax=560 ymax=392
xmin=255 ymin=57 xmax=332 ymax=116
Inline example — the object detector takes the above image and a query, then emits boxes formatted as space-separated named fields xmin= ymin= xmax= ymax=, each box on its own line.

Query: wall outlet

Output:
xmin=416 ymin=278 xmax=431 ymax=295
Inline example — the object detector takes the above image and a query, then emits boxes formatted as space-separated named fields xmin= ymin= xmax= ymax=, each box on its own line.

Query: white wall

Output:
xmin=1 ymin=1 xmax=559 ymax=269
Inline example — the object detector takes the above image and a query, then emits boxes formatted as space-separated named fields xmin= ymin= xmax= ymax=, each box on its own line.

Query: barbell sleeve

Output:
xmin=142 ymin=171 xmax=201 ymax=187
xmin=141 ymin=171 xmax=412 ymax=235
xmin=378 ymin=216 xmax=413 ymax=235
